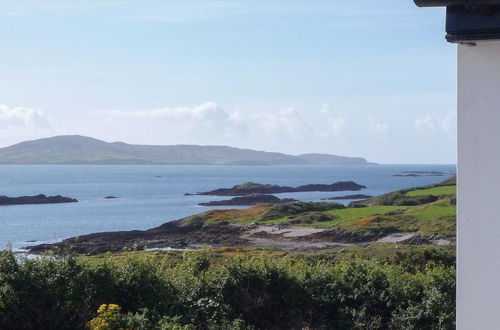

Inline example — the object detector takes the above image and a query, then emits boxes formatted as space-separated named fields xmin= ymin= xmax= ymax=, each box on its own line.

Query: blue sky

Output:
xmin=0 ymin=0 xmax=456 ymax=163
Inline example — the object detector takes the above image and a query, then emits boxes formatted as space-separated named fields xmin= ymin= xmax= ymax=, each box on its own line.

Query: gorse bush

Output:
xmin=0 ymin=250 xmax=455 ymax=330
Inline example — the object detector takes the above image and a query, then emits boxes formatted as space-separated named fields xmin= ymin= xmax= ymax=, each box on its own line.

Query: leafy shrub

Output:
xmin=0 ymin=250 xmax=455 ymax=329
xmin=287 ymin=211 xmax=335 ymax=224
xmin=259 ymin=202 xmax=344 ymax=220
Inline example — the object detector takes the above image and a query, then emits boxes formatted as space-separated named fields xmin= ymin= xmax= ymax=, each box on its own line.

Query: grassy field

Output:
xmin=325 ymin=205 xmax=405 ymax=221
xmin=409 ymin=201 xmax=456 ymax=220
xmin=200 ymin=200 xmax=456 ymax=235
xmin=258 ymin=205 xmax=405 ymax=227
xmin=406 ymin=185 xmax=456 ymax=197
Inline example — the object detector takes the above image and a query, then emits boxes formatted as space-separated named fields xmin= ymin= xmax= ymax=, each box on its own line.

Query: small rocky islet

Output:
xmin=187 ymin=181 xmax=366 ymax=196
xmin=199 ymin=194 xmax=297 ymax=206
xmin=0 ymin=194 xmax=78 ymax=206
xmin=393 ymin=171 xmax=450 ymax=177
xmin=321 ymin=194 xmax=373 ymax=201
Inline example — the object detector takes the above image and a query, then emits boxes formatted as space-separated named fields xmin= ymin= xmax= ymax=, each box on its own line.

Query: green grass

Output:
xmin=260 ymin=206 xmax=405 ymax=228
xmin=406 ymin=185 xmax=456 ymax=197
xmin=260 ymin=206 xmax=406 ymax=228
xmin=326 ymin=206 xmax=405 ymax=221
xmin=409 ymin=201 xmax=456 ymax=220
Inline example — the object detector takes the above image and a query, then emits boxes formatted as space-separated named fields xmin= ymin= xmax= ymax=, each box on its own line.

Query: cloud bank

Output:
xmin=0 ymin=105 xmax=51 ymax=129
xmin=0 ymin=101 xmax=457 ymax=163
xmin=0 ymin=105 xmax=54 ymax=146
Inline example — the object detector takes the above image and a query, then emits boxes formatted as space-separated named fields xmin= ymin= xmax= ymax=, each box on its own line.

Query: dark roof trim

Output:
xmin=414 ymin=1 xmax=500 ymax=42
xmin=415 ymin=0 xmax=500 ymax=7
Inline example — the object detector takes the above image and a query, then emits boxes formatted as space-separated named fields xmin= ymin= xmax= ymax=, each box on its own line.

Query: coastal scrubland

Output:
xmin=0 ymin=245 xmax=455 ymax=329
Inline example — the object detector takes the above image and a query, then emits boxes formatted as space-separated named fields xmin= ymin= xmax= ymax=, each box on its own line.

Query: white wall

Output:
xmin=457 ymin=41 xmax=500 ymax=329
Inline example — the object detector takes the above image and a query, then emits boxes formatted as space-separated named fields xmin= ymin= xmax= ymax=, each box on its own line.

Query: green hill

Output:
xmin=0 ymin=135 xmax=374 ymax=165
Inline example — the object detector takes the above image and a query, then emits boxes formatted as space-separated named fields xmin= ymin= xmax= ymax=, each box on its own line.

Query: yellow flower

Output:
xmin=87 ymin=304 xmax=122 ymax=330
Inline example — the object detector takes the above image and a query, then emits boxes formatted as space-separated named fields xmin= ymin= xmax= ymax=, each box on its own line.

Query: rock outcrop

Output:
xmin=191 ymin=181 xmax=366 ymax=196
xmin=0 ymin=194 xmax=78 ymax=206
xmin=199 ymin=194 xmax=297 ymax=206
xmin=322 ymin=194 xmax=373 ymax=200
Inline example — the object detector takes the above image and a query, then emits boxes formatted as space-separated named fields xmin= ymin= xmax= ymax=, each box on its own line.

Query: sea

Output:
xmin=0 ymin=164 xmax=455 ymax=250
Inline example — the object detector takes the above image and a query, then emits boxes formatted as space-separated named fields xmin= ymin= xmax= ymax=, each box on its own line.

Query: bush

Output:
xmin=0 ymin=250 xmax=455 ymax=329
xmin=259 ymin=202 xmax=344 ymax=220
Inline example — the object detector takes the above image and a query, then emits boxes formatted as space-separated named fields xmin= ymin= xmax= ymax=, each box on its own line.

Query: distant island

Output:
xmin=0 ymin=135 xmax=375 ymax=166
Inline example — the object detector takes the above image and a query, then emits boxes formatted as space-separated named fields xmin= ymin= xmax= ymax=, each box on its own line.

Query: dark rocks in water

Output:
xmin=199 ymin=194 xmax=297 ymax=206
xmin=0 ymin=194 xmax=78 ymax=206
xmin=393 ymin=174 xmax=420 ymax=177
xmin=104 ymin=196 xmax=118 ymax=199
xmin=402 ymin=171 xmax=445 ymax=175
xmin=192 ymin=181 xmax=366 ymax=196
xmin=322 ymin=194 xmax=373 ymax=200
xmin=394 ymin=171 xmax=447 ymax=177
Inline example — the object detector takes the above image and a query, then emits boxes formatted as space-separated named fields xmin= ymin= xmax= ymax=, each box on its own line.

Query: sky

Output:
xmin=0 ymin=0 xmax=456 ymax=164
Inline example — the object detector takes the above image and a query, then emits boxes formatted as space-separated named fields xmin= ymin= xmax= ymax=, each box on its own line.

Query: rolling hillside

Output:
xmin=0 ymin=135 xmax=374 ymax=165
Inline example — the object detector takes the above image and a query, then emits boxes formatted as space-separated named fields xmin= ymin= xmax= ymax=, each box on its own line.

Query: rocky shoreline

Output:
xmin=26 ymin=218 xmax=455 ymax=256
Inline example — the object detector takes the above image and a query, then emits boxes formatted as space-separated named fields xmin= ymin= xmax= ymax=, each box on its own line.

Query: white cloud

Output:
xmin=327 ymin=117 xmax=346 ymax=136
xmin=368 ymin=117 xmax=389 ymax=136
xmin=257 ymin=107 xmax=310 ymax=136
xmin=320 ymin=102 xmax=330 ymax=114
xmin=0 ymin=100 xmax=456 ymax=163
xmin=92 ymin=102 xmax=248 ymax=145
xmin=99 ymin=101 xmax=230 ymax=122
xmin=414 ymin=111 xmax=456 ymax=134
xmin=414 ymin=115 xmax=435 ymax=131
xmin=0 ymin=105 xmax=51 ymax=130
xmin=317 ymin=103 xmax=347 ymax=137
xmin=0 ymin=104 xmax=54 ymax=147
xmin=89 ymin=102 xmax=351 ymax=154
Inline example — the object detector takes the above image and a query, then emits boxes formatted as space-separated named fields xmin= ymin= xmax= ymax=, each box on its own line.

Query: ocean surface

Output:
xmin=0 ymin=164 xmax=455 ymax=250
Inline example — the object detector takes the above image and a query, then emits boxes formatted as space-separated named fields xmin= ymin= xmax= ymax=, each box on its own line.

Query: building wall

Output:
xmin=457 ymin=41 xmax=500 ymax=329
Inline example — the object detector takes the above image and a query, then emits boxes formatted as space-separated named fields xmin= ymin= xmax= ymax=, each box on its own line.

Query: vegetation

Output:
xmin=409 ymin=201 xmax=456 ymax=220
xmin=198 ymin=199 xmax=454 ymax=235
xmin=193 ymin=176 xmax=457 ymax=236
xmin=0 ymin=247 xmax=455 ymax=329
xmin=406 ymin=186 xmax=456 ymax=197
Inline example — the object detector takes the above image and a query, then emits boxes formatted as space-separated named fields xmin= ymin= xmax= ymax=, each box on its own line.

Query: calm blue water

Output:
xmin=0 ymin=164 xmax=455 ymax=249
